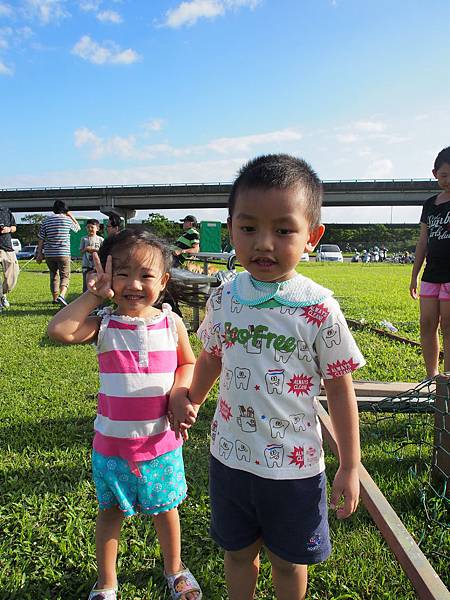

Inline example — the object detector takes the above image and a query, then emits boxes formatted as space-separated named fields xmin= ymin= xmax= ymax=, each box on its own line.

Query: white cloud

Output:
xmin=353 ymin=120 xmax=386 ymax=133
xmin=366 ymin=159 xmax=393 ymax=179
xmin=0 ymin=58 xmax=12 ymax=74
xmin=74 ymin=126 xmax=303 ymax=161
xmin=142 ymin=118 xmax=165 ymax=132
xmin=97 ymin=10 xmax=122 ymax=24
xmin=207 ymin=129 xmax=302 ymax=153
xmin=0 ymin=3 xmax=14 ymax=18
xmin=71 ymin=35 xmax=140 ymax=65
xmin=78 ymin=0 xmax=101 ymax=11
xmin=336 ymin=133 xmax=359 ymax=144
xmin=163 ymin=0 xmax=260 ymax=28
xmin=25 ymin=0 xmax=70 ymax=24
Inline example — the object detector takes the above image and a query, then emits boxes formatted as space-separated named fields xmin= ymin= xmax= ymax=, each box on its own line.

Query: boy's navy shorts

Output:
xmin=209 ymin=455 xmax=331 ymax=565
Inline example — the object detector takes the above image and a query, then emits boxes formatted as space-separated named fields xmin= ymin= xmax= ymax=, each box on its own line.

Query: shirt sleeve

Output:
xmin=38 ymin=219 xmax=46 ymax=240
xmin=80 ymin=237 xmax=87 ymax=251
xmin=197 ymin=293 xmax=223 ymax=357
xmin=420 ymin=196 xmax=433 ymax=225
xmin=9 ymin=211 xmax=16 ymax=227
xmin=314 ymin=297 xmax=365 ymax=379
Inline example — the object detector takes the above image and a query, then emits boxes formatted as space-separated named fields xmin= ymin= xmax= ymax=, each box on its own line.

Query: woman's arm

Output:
xmin=410 ymin=223 xmax=428 ymax=299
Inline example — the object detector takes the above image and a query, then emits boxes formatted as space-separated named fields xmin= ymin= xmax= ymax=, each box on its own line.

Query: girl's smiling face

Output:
xmin=433 ymin=162 xmax=450 ymax=194
xmin=111 ymin=244 xmax=169 ymax=318
xmin=228 ymin=186 xmax=324 ymax=282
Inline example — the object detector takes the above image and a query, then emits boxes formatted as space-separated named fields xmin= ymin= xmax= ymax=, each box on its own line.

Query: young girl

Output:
xmin=48 ymin=227 xmax=202 ymax=600
xmin=410 ymin=146 xmax=450 ymax=377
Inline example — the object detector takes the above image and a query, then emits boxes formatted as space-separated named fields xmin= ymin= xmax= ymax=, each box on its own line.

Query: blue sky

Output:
xmin=1 ymin=0 xmax=449 ymax=224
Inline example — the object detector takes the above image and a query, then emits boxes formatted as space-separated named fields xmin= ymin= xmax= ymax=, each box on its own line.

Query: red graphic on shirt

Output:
xmin=219 ymin=397 xmax=232 ymax=421
xmin=301 ymin=303 xmax=330 ymax=326
xmin=210 ymin=344 xmax=222 ymax=358
xmin=287 ymin=374 xmax=313 ymax=397
xmin=222 ymin=330 xmax=237 ymax=348
xmin=326 ymin=357 xmax=359 ymax=378
xmin=288 ymin=446 xmax=304 ymax=468
xmin=254 ymin=384 xmax=260 ymax=391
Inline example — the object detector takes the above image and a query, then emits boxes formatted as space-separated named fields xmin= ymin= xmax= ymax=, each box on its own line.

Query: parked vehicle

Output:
xmin=11 ymin=238 xmax=22 ymax=253
xmin=299 ymin=252 xmax=309 ymax=262
xmin=315 ymin=244 xmax=343 ymax=262
xmin=16 ymin=245 xmax=38 ymax=260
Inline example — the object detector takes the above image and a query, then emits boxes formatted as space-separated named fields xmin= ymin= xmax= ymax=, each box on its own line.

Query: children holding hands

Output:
xmin=170 ymin=154 xmax=364 ymax=600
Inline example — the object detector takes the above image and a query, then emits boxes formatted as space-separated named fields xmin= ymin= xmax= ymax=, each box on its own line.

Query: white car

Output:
xmin=315 ymin=244 xmax=343 ymax=263
xmin=299 ymin=252 xmax=309 ymax=262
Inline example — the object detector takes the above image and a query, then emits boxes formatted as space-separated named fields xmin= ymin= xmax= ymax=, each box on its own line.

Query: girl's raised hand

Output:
xmin=87 ymin=253 xmax=114 ymax=299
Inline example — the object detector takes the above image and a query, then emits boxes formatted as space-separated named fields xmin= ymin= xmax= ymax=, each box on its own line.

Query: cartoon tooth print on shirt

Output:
xmin=270 ymin=418 xmax=289 ymax=439
xmin=223 ymin=368 xmax=233 ymax=390
xmin=265 ymin=369 xmax=285 ymax=394
xmin=237 ymin=406 xmax=257 ymax=433
xmin=231 ymin=295 xmax=243 ymax=313
xmin=274 ymin=344 xmax=295 ymax=364
xmin=264 ymin=444 xmax=284 ymax=468
xmin=321 ymin=323 xmax=341 ymax=348
xmin=280 ymin=305 xmax=298 ymax=315
xmin=234 ymin=367 xmax=251 ymax=389
xmin=290 ymin=413 xmax=307 ymax=432
xmin=210 ymin=289 xmax=222 ymax=311
xmin=235 ymin=440 xmax=251 ymax=462
xmin=297 ymin=339 xmax=312 ymax=362
xmin=245 ymin=326 xmax=262 ymax=354
xmin=219 ymin=437 xmax=233 ymax=460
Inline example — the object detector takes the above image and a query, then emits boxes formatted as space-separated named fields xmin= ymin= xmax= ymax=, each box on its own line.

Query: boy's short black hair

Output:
xmin=228 ymin=153 xmax=323 ymax=227
xmin=86 ymin=218 xmax=100 ymax=227
xmin=53 ymin=200 xmax=68 ymax=214
xmin=108 ymin=214 xmax=122 ymax=229
xmin=434 ymin=146 xmax=450 ymax=171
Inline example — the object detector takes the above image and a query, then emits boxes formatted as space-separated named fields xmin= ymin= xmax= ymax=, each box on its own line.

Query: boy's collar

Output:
xmin=231 ymin=272 xmax=333 ymax=307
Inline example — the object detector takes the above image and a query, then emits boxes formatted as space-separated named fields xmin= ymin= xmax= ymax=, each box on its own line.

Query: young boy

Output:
xmin=171 ymin=154 xmax=365 ymax=600
xmin=80 ymin=219 xmax=103 ymax=292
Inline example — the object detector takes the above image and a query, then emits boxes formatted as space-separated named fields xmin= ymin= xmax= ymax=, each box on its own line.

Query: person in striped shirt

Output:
xmin=172 ymin=215 xmax=200 ymax=267
xmin=36 ymin=200 xmax=80 ymax=306
xmin=48 ymin=227 xmax=202 ymax=600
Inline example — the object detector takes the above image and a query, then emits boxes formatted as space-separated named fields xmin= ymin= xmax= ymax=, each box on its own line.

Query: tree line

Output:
xmin=16 ymin=214 xmax=420 ymax=254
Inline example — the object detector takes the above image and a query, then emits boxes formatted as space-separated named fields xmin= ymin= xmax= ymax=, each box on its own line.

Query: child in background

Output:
xmin=80 ymin=219 xmax=104 ymax=293
xmin=171 ymin=154 xmax=364 ymax=600
xmin=410 ymin=146 xmax=450 ymax=377
xmin=48 ymin=227 xmax=202 ymax=600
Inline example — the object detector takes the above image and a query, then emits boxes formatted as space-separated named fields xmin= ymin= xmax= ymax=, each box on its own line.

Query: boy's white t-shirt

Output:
xmin=198 ymin=272 xmax=365 ymax=480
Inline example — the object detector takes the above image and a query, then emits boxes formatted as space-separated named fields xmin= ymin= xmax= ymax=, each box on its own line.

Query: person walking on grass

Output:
xmin=0 ymin=205 xmax=19 ymax=312
xmin=80 ymin=219 xmax=103 ymax=293
xmin=47 ymin=227 xmax=202 ymax=600
xmin=36 ymin=200 xmax=80 ymax=306
xmin=410 ymin=146 xmax=450 ymax=377
xmin=170 ymin=154 xmax=365 ymax=600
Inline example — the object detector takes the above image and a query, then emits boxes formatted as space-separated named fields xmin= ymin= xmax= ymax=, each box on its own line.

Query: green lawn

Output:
xmin=0 ymin=265 xmax=447 ymax=599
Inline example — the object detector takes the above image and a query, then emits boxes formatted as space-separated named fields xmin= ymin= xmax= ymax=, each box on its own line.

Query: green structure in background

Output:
xmin=69 ymin=218 xmax=89 ymax=258
xmin=199 ymin=221 xmax=222 ymax=253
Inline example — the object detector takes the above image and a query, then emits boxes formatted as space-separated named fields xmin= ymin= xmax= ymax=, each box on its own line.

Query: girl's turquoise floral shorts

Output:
xmin=92 ymin=447 xmax=187 ymax=517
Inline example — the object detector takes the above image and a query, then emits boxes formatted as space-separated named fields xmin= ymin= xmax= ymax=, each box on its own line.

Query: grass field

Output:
xmin=0 ymin=263 xmax=447 ymax=599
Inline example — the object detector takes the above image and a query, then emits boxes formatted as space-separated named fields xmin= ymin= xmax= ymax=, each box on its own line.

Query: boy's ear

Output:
xmin=304 ymin=224 xmax=325 ymax=253
xmin=227 ymin=217 xmax=233 ymax=244
xmin=432 ymin=168 xmax=437 ymax=179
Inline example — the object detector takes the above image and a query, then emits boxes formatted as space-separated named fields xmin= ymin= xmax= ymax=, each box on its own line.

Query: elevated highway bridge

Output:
xmin=0 ymin=179 xmax=439 ymax=220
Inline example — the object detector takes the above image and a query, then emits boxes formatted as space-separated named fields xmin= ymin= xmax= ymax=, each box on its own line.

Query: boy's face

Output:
xmin=433 ymin=162 xmax=450 ymax=193
xmin=228 ymin=186 xmax=324 ymax=282
xmin=86 ymin=223 xmax=98 ymax=236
